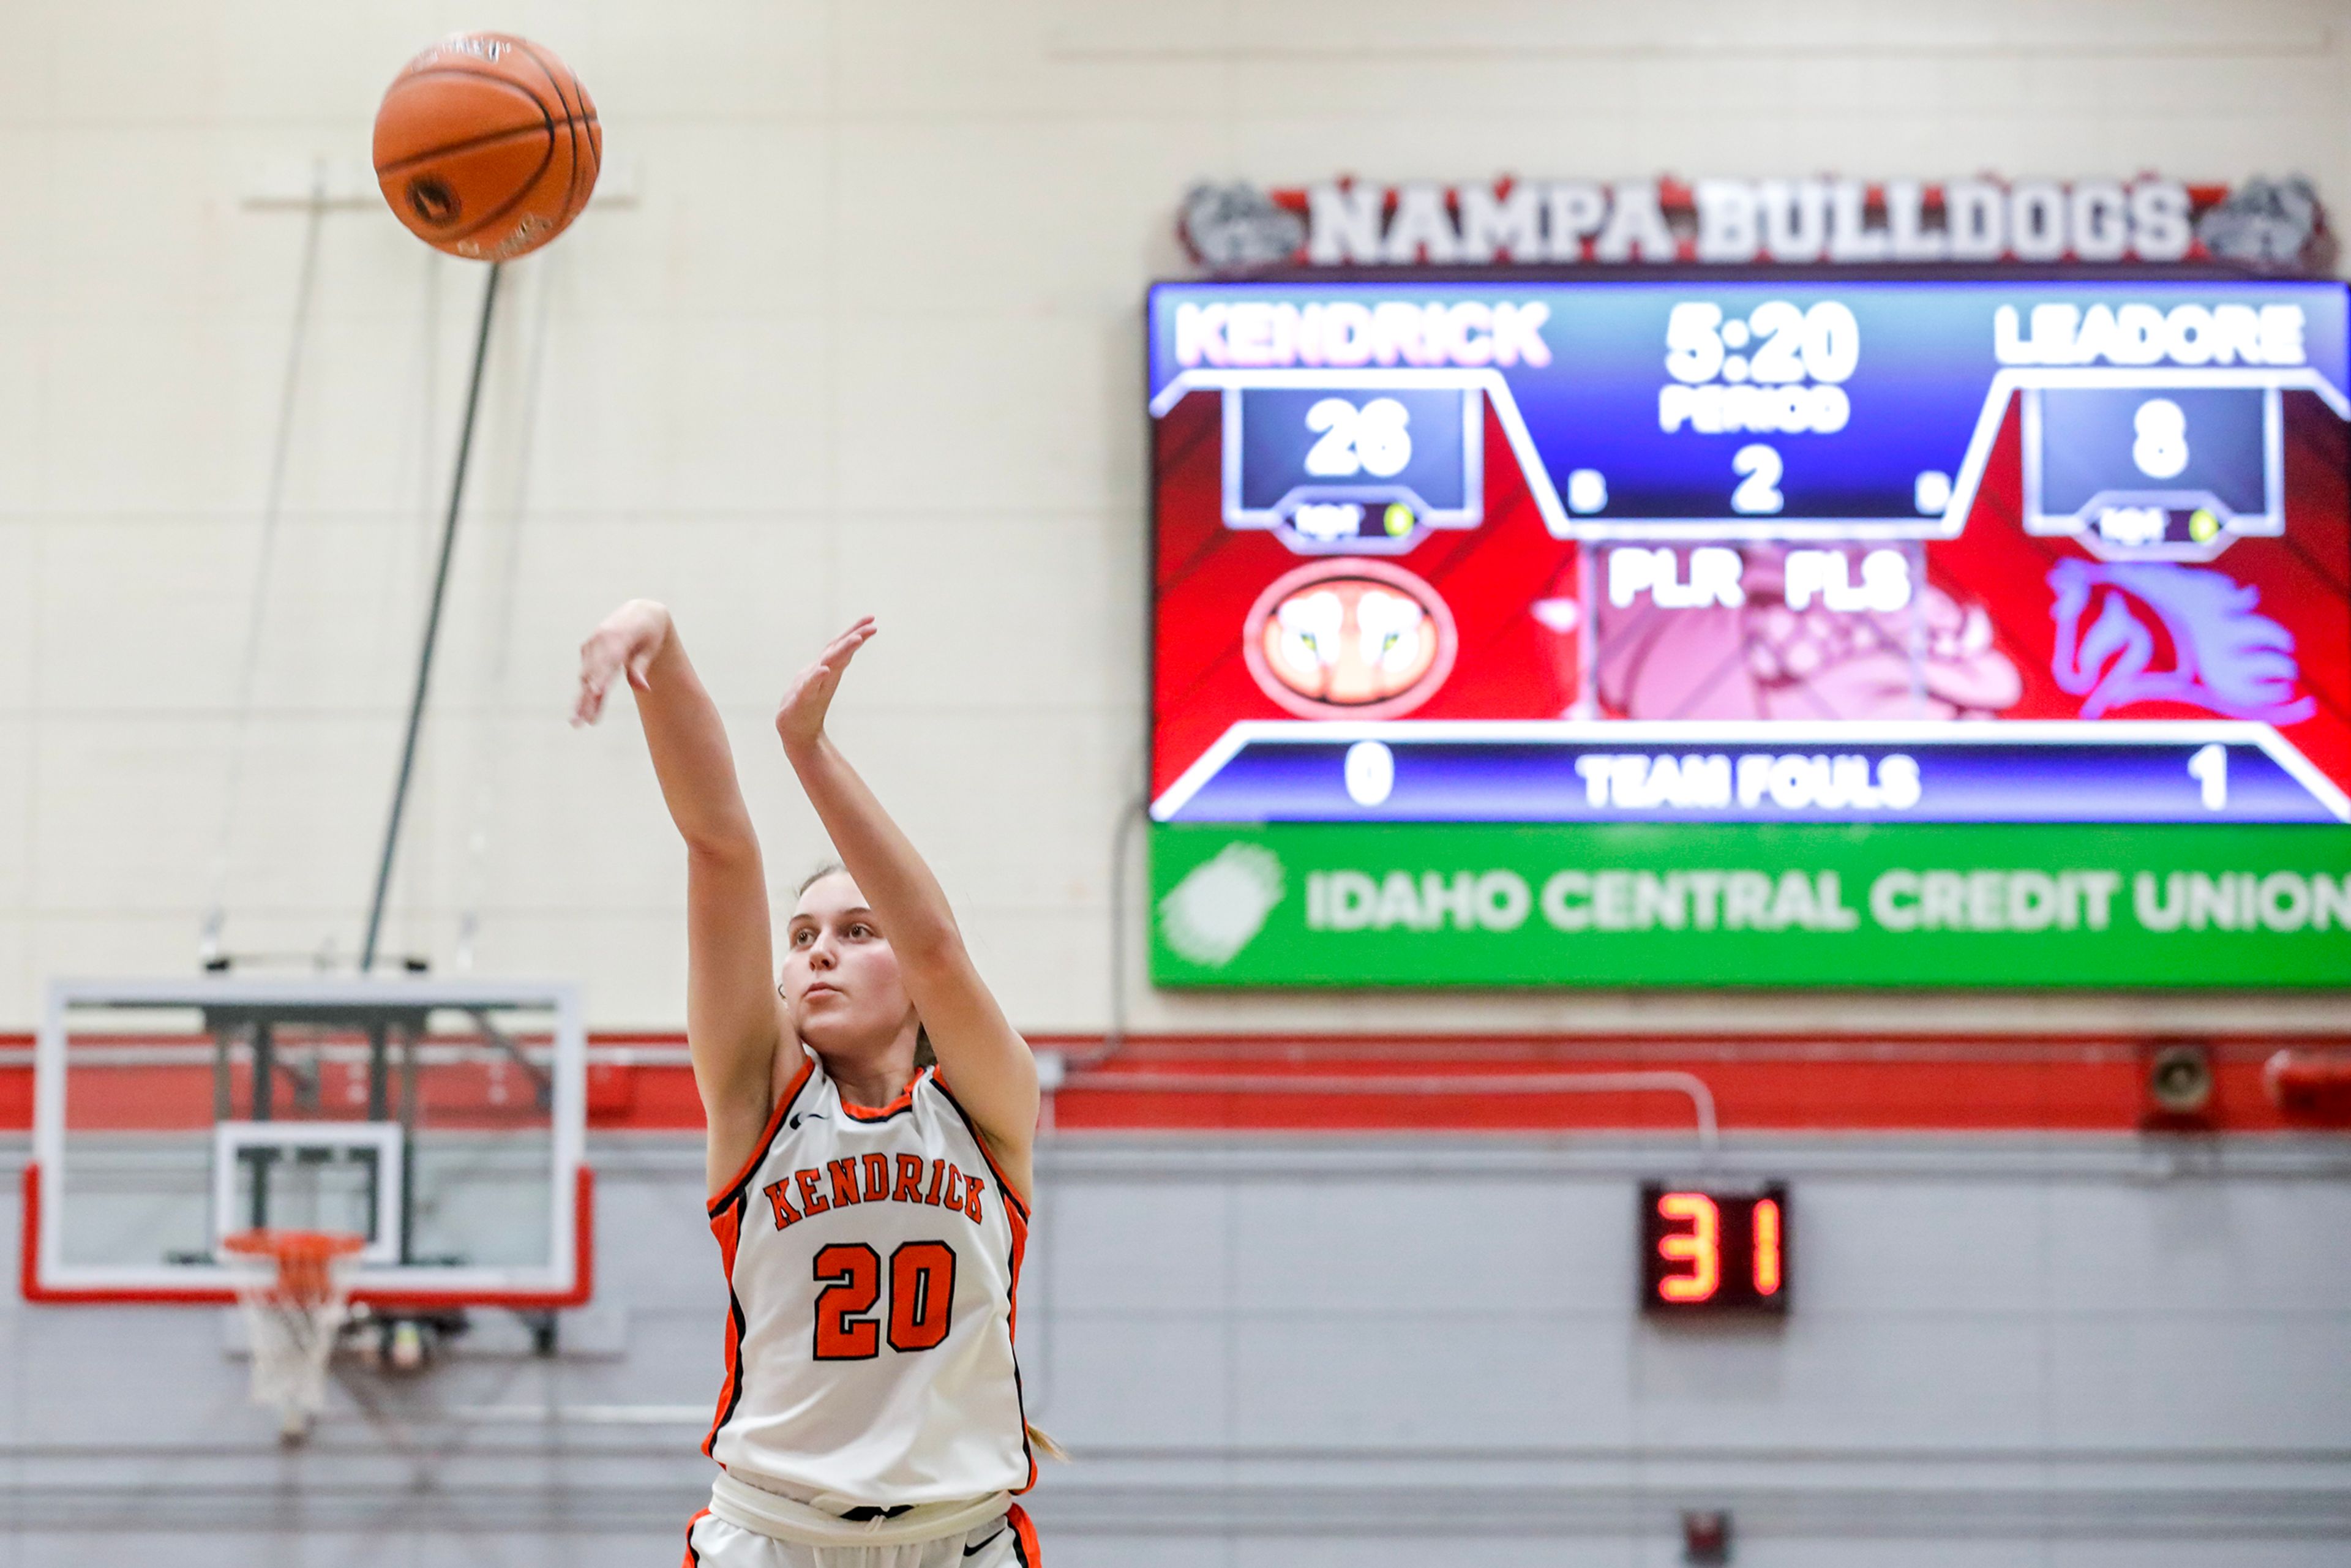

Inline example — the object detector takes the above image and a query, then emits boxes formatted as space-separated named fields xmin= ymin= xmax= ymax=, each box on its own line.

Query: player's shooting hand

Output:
xmin=774 ymin=617 xmax=876 ymax=755
xmin=572 ymin=598 xmax=672 ymax=727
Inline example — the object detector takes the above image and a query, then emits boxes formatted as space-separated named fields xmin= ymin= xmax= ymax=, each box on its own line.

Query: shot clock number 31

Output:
xmin=1640 ymin=1182 xmax=1791 ymax=1316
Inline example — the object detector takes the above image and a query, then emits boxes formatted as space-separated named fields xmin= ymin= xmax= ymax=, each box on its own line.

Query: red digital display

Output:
xmin=1640 ymin=1182 xmax=1790 ymax=1315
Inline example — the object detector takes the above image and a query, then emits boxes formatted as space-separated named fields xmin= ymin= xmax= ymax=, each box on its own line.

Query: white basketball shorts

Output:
xmin=683 ymin=1503 xmax=1039 ymax=1568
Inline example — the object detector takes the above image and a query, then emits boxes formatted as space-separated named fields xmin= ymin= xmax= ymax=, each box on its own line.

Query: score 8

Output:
xmin=2132 ymin=397 xmax=2189 ymax=481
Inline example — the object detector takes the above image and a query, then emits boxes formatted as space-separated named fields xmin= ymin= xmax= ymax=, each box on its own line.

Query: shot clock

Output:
xmin=1639 ymin=1182 xmax=1790 ymax=1316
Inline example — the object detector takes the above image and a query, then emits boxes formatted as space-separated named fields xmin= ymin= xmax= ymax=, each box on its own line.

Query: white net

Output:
xmin=220 ymin=1230 xmax=363 ymax=1439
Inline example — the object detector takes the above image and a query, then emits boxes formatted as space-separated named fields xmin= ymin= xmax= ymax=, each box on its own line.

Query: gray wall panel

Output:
xmin=1228 ymin=1177 xmax=1621 ymax=1313
xmin=2047 ymin=1183 xmax=2351 ymax=1311
xmin=1230 ymin=1314 xmax=1632 ymax=1446
xmin=1030 ymin=1315 xmax=1234 ymax=1445
xmin=2045 ymin=1315 xmax=2351 ymax=1448
xmin=1043 ymin=1180 xmax=1232 ymax=1313
xmin=1780 ymin=1180 xmax=2049 ymax=1315
xmin=5 ymin=1133 xmax=2348 ymax=1566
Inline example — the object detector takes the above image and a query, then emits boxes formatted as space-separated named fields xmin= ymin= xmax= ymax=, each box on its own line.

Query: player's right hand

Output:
xmin=572 ymin=598 xmax=672 ymax=726
xmin=773 ymin=617 xmax=876 ymax=756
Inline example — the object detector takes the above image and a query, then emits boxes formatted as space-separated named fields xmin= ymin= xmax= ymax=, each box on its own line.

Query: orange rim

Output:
xmin=220 ymin=1229 xmax=367 ymax=1304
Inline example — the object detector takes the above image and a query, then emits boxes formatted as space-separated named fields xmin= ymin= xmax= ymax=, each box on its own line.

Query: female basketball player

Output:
xmin=574 ymin=601 xmax=1044 ymax=1567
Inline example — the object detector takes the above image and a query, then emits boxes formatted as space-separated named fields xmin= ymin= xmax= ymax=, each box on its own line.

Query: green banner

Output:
xmin=1149 ymin=822 xmax=2351 ymax=988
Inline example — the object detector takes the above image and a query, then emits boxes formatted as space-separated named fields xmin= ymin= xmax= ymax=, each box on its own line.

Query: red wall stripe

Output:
xmin=3 ymin=1031 xmax=2345 ymax=1136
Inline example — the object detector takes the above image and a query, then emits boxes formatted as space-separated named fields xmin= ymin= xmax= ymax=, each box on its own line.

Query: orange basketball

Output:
xmin=373 ymin=32 xmax=601 ymax=261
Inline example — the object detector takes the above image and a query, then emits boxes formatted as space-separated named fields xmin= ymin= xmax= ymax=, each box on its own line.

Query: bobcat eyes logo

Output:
xmin=2049 ymin=558 xmax=2314 ymax=723
xmin=1242 ymin=559 xmax=1458 ymax=720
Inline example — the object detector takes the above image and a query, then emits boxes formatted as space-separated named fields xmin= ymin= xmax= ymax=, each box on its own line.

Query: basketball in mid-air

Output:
xmin=373 ymin=32 xmax=601 ymax=261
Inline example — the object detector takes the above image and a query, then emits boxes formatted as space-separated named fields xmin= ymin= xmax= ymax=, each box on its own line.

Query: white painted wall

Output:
xmin=6 ymin=0 xmax=2351 ymax=1031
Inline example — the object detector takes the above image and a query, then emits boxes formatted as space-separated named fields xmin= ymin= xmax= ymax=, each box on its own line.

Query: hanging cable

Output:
xmin=1097 ymin=790 xmax=1147 ymax=1068
xmin=454 ymin=253 xmax=557 ymax=972
xmin=361 ymin=262 xmax=503 ymax=973
xmin=200 ymin=162 xmax=328 ymax=967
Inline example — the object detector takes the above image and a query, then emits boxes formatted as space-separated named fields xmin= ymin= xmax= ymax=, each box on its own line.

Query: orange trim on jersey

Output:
xmin=1005 ymin=1187 xmax=1035 ymax=1493
xmin=929 ymin=1071 xmax=1038 ymax=1495
xmin=838 ymin=1067 xmax=927 ymax=1122
xmin=681 ymin=1507 xmax=711 ymax=1568
xmin=701 ymin=1198 xmax=748 ymax=1459
xmin=707 ymin=1051 xmax=816 ymax=1217
xmin=1007 ymin=1502 xmax=1042 ymax=1564
xmin=929 ymin=1071 xmax=1032 ymax=1218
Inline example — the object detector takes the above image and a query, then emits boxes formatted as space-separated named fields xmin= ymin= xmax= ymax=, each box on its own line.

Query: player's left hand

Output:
xmin=571 ymin=598 xmax=673 ymax=727
xmin=774 ymin=617 xmax=876 ymax=754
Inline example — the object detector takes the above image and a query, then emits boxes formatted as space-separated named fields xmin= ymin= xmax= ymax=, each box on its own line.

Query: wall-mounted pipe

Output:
xmin=1053 ymin=1068 xmax=1719 ymax=1152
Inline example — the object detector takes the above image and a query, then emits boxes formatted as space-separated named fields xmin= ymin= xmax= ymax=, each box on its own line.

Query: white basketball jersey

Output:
xmin=702 ymin=1051 xmax=1035 ymax=1506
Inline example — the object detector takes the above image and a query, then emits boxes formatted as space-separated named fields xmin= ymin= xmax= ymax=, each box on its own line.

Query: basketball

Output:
xmin=372 ymin=32 xmax=600 ymax=261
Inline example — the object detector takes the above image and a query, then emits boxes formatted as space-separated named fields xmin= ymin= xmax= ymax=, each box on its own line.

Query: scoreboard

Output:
xmin=1147 ymin=277 xmax=2351 ymax=988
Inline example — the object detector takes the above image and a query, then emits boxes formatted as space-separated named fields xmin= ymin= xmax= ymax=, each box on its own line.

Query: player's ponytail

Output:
xmin=1026 ymin=1420 xmax=1069 ymax=1462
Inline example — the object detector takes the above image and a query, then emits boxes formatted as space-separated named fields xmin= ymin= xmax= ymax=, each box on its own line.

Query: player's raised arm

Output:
xmin=576 ymin=599 xmax=782 ymax=1193
xmin=773 ymin=618 xmax=1040 ymax=1201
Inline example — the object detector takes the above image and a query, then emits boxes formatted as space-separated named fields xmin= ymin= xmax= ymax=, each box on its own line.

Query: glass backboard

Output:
xmin=24 ymin=977 xmax=589 ymax=1307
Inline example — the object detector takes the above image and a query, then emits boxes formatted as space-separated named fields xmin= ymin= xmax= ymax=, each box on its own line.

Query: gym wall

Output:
xmin=4 ymin=0 xmax=2349 ymax=1034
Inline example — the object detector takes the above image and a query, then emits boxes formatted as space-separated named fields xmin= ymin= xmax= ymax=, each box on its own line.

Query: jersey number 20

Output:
xmin=813 ymin=1241 xmax=958 ymax=1359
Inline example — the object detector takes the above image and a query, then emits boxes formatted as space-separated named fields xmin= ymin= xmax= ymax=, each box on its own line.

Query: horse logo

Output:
xmin=2048 ymin=558 xmax=2313 ymax=722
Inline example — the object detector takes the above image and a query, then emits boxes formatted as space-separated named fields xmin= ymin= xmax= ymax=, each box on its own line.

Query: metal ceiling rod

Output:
xmin=362 ymin=261 xmax=503 ymax=973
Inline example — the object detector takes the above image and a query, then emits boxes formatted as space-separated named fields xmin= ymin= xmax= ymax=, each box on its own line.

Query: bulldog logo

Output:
xmin=1242 ymin=559 xmax=1458 ymax=719
xmin=2194 ymin=174 xmax=2334 ymax=274
xmin=1177 ymin=181 xmax=1307 ymax=272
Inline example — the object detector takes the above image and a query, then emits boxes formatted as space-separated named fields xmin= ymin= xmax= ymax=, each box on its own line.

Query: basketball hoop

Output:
xmin=220 ymin=1229 xmax=366 ymax=1441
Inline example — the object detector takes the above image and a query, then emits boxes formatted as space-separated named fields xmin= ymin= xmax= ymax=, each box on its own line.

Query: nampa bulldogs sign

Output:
xmin=1180 ymin=175 xmax=2334 ymax=275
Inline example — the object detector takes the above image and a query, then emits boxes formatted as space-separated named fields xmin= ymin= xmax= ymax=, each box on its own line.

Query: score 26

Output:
xmin=1303 ymin=396 xmax=1413 ymax=479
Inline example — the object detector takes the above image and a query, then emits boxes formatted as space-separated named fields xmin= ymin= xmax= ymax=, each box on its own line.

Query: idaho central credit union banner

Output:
xmin=1143 ymin=275 xmax=2351 ymax=988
